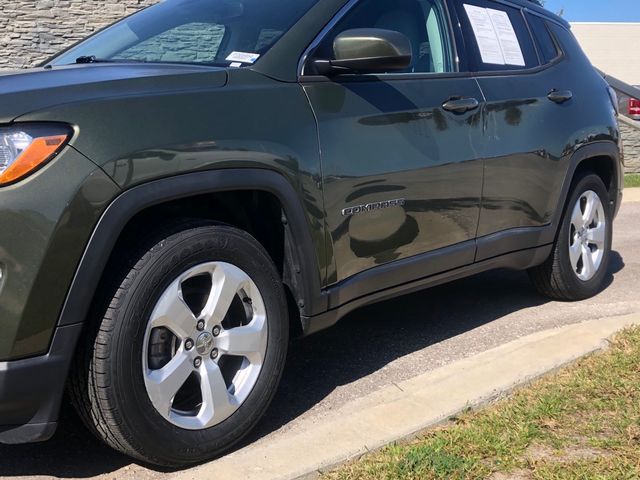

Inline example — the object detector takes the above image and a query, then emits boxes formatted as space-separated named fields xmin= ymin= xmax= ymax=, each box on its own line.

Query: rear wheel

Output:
xmin=528 ymin=173 xmax=612 ymax=301
xmin=69 ymin=222 xmax=288 ymax=467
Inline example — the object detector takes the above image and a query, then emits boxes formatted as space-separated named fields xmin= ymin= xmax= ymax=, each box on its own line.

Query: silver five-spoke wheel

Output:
xmin=568 ymin=190 xmax=606 ymax=282
xmin=143 ymin=261 xmax=268 ymax=430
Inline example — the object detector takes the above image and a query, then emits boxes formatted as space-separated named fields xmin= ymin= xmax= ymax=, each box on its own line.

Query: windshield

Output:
xmin=49 ymin=0 xmax=319 ymax=67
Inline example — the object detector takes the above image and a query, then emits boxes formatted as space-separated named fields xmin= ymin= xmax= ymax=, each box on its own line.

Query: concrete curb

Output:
xmin=624 ymin=187 xmax=640 ymax=203
xmin=170 ymin=313 xmax=640 ymax=480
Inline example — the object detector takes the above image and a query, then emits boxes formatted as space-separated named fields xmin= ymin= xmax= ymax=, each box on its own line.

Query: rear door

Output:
xmin=452 ymin=0 xmax=577 ymax=260
xmin=301 ymin=0 xmax=486 ymax=287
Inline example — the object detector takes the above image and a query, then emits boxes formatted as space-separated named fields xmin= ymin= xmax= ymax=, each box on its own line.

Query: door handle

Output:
xmin=442 ymin=97 xmax=480 ymax=113
xmin=548 ymin=89 xmax=573 ymax=104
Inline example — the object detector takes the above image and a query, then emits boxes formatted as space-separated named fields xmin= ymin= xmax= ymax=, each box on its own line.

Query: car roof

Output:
xmin=506 ymin=0 xmax=570 ymax=27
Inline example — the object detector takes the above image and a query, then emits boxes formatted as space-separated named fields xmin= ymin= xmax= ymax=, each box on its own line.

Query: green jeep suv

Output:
xmin=0 ymin=0 xmax=623 ymax=467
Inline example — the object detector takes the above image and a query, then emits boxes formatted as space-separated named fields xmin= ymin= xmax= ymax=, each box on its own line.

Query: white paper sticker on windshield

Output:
xmin=464 ymin=4 xmax=525 ymax=66
xmin=229 ymin=62 xmax=243 ymax=68
xmin=487 ymin=9 xmax=525 ymax=66
xmin=226 ymin=51 xmax=261 ymax=64
xmin=464 ymin=4 xmax=504 ymax=65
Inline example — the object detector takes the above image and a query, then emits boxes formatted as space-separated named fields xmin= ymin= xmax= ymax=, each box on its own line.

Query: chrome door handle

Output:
xmin=548 ymin=89 xmax=573 ymax=104
xmin=442 ymin=97 xmax=480 ymax=113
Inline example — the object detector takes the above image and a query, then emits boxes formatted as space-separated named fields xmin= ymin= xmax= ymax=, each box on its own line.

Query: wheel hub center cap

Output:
xmin=196 ymin=332 xmax=214 ymax=355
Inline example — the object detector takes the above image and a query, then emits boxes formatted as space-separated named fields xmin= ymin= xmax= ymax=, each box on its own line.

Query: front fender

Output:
xmin=57 ymin=169 xmax=326 ymax=334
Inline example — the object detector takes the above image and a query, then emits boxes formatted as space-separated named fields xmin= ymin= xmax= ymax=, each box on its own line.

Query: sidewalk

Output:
xmin=624 ymin=187 xmax=640 ymax=203
xmin=171 ymin=313 xmax=640 ymax=480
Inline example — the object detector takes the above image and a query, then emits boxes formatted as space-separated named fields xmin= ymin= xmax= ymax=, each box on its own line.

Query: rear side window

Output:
xmin=455 ymin=0 xmax=538 ymax=72
xmin=526 ymin=13 xmax=560 ymax=64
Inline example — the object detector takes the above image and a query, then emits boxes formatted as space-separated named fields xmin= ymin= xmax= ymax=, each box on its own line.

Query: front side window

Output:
xmin=49 ymin=0 xmax=319 ymax=67
xmin=455 ymin=0 xmax=538 ymax=72
xmin=310 ymin=0 xmax=455 ymax=75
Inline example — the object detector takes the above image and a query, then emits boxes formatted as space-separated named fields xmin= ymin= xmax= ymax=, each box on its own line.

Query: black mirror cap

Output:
xmin=314 ymin=28 xmax=413 ymax=76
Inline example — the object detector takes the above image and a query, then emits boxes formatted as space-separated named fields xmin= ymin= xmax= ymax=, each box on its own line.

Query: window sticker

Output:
xmin=229 ymin=62 xmax=243 ymax=68
xmin=226 ymin=51 xmax=261 ymax=64
xmin=486 ymin=9 xmax=525 ymax=66
xmin=463 ymin=4 xmax=525 ymax=66
xmin=464 ymin=5 xmax=504 ymax=65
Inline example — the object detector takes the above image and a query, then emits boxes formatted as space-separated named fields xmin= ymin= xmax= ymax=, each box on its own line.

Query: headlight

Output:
xmin=0 ymin=124 xmax=73 ymax=186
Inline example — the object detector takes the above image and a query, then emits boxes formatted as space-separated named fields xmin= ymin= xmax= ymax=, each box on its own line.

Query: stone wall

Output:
xmin=621 ymin=121 xmax=640 ymax=174
xmin=0 ymin=0 xmax=156 ymax=71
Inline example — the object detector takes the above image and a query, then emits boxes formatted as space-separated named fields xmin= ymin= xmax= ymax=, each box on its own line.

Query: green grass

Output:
xmin=625 ymin=174 xmax=640 ymax=188
xmin=324 ymin=327 xmax=640 ymax=480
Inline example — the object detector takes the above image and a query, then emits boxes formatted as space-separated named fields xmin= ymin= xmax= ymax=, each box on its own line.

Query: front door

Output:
xmin=301 ymin=0 xmax=485 ymax=286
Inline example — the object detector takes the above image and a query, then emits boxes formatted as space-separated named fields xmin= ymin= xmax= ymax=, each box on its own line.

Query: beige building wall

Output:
xmin=571 ymin=23 xmax=640 ymax=85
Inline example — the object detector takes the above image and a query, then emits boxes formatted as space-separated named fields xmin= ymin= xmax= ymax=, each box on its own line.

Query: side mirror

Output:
xmin=313 ymin=28 xmax=413 ymax=76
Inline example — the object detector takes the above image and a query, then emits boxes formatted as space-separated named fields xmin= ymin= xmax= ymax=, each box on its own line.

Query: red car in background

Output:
xmin=620 ymin=86 xmax=640 ymax=121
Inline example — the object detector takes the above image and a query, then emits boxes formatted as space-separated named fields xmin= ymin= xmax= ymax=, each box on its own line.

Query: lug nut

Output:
xmin=197 ymin=320 xmax=206 ymax=331
xmin=212 ymin=326 xmax=221 ymax=337
xmin=194 ymin=357 xmax=202 ymax=368
xmin=185 ymin=339 xmax=194 ymax=351
xmin=210 ymin=348 xmax=219 ymax=360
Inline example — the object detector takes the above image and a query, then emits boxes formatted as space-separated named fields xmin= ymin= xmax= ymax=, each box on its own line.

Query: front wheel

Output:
xmin=69 ymin=223 xmax=289 ymax=467
xmin=529 ymin=173 xmax=612 ymax=301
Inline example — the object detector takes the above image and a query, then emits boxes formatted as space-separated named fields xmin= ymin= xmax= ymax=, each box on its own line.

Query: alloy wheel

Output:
xmin=142 ymin=262 xmax=268 ymax=430
xmin=568 ymin=190 xmax=606 ymax=282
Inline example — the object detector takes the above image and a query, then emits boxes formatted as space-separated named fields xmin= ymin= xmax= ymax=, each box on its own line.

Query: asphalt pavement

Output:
xmin=1 ymin=199 xmax=638 ymax=480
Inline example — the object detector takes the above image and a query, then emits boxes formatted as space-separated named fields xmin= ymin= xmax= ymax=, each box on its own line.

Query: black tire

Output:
xmin=68 ymin=222 xmax=289 ymax=467
xmin=528 ymin=173 xmax=612 ymax=301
